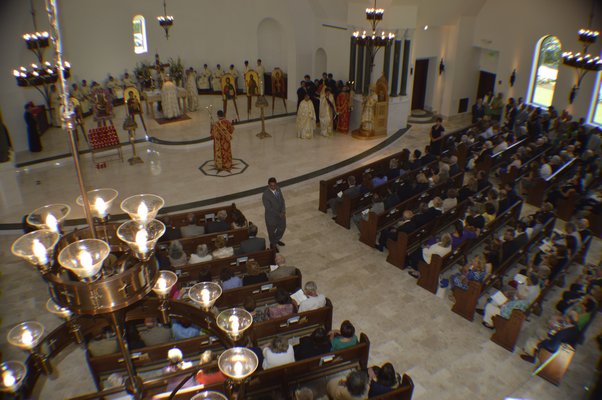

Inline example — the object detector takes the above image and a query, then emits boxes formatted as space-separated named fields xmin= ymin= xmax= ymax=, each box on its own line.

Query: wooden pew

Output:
xmin=162 ymin=227 xmax=249 ymax=254
xmin=318 ymin=152 xmax=410 ymax=213
xmin=500 ymin=145 xmax=551 ymax=186
xmin=318 ymin=123 xmax=477 ymax=213
xmin=451 ymin=216 xmax=556 ymax=321
xmin=359 ymin=173 xmax=464 ymax=247
xmin=372 ymin=374 xmax=415 ymax=400
xmin=417 ymin=200 xmax=523 ymax=294
xmin=490 ymin=235 xmax=592 ymax=352
xmin=158 ymin=203 xmax=241 ymax=228
xmin=556 ymin=190 xmax=581 ymax=222
xmin=526 ymin=158 xmax=578 ymax=207
xmin=335 ymin=159 xmax=439 ymax=229
xmin=475 ymin=137 xmax=527 ymax=173
xmin=215 ymin=271 xmax=302 ymax=308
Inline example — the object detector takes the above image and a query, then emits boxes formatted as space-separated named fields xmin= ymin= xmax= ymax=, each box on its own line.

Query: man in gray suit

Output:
xmin=262 ymin=177 xmax=286 ymax=250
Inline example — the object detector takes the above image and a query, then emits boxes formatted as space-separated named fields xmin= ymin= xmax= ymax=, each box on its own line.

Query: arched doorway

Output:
xmin=257 ymin=18 xmax=285 ymax=70
xmin=314 ymin=48 xmax=327 ymax=79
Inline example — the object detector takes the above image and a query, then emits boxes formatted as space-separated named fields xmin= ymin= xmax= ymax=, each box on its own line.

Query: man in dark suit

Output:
xmin=236 ymin=223 xmax=266 ymax=255
xmin=205 ymin=209 xmax=229 ymax=234
xmin=376 ymin=210 xmax=416 ymax=251
xmin=520 ymin=311 xmax=581 ymax=363
xmin=262 ymin=177 xmax=286 ymax=250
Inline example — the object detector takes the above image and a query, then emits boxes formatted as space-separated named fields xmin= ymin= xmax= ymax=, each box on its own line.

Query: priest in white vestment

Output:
xmin=197 ymin=64 xmax=212 ymax=90
xmin=185 ymin=68 xmax=198 ymax=111
xmin=107 ymin=76 xmax=124 ymax=100
xmin=161 ymin=77 xmax=181 ymax=119
xmin=319 ymin=86 xmax=335 ymax=137
xmin=212 ymin=65 xmax=224 ymax=92
xmin=296 ymin=94 xmax=316 ymax=139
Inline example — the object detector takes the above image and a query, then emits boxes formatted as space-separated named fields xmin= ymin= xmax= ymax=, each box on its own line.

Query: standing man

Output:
xmin=211 ymin=110 xmax=234 ymax=171
xmin=262 ymin=177 xmax=286 ymax=251
xmin=429 ymin=117 xmax=445 ymax=156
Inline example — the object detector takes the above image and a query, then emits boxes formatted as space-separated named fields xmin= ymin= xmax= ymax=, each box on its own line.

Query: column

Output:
xmin=356 ymin=44 xmax=364 ymax=92
xmin=400 ymin=39 xmax=411 ymax=96
xmin=363 ymin=45 xmax=372 ymax=95
xmin=349 ymin=37 xmax=357 ymax=83
xmin=390 ymin=40 xmax=401 ymax=97
xmin=383 ymin=41 xmax=392 ymax=84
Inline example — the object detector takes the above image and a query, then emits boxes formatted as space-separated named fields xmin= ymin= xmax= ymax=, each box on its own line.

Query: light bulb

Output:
xmin=229 ymin=315 xmax=240 ymax=335
xmin=21 ymin=330 xmax=33 ymax=347
xmin=46 ymin=214 xmax=58 ymax=233
xmin=157 ymin=277 xmax=167 ymax=291
xmin=201 ymin=288 xmax=210 ymax=305
xmin=233 ymin=361 xmax=243 ymax=376
xmin=32 ymin=239 xmax=48 ymax=265
xmin=137 ymin=202 xmax=149 ymax=223
xmin=135 ymin=229 xmax=148 ymax=253
xmin=78 ymin=250 xmax=93 ymax=273
xmin=13 ymin=70 xmax=19 ymax=77
xmin=94 ymin=197 xmax=107 ymax=217
xmin=2 ymin=371 xmax=16 ymax=388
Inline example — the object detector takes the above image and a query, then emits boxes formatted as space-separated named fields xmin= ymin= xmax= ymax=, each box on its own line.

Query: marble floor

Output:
xmin=0 ymin=113 xmax=600 ymax=400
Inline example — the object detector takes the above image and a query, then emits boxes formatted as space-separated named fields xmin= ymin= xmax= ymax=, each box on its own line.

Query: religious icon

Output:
xmin=221 ymin=73 xmax=240 ymax=120
xmin=271 ymin=67 xmax=287 ymax=113
xmin=124 ymin=87 xmax=147 ymax=133
xmin=245 ymin=70 xmax=260 ymax=97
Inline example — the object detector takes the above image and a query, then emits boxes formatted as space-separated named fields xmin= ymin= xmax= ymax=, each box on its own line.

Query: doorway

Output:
xmin=411 ymin=59 xmax=429 ymax=110
xmin=476 ymin=71 xmax=496 ymax=100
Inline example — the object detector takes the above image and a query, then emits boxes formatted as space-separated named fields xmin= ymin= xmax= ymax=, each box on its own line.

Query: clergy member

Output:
xmin=197 ymin=64 xmax=212 ymax=91
xmin=212 ymin=64 xmax=224 ymax=93
xmin=211 ymin=110 xmax=234 ymax=172
xmin=296 ymin=94 xmax=316 ymax=139
xmin=319 ymin=86 xmax=335 ymax=137
xmin=161 ymin=75 xmax=181 ymax=119
xmin=336 ymin=85 xmax=351 ymax=133
xmin=185 ymin=67 xmax=199 ymax=112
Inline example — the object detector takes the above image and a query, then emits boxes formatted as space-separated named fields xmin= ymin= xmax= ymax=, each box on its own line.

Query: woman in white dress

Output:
xmin=185 ymin=68 xmax=198 ymax=112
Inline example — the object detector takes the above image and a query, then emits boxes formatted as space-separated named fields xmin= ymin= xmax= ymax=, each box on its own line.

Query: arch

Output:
xmin=588 ymin=72 xmax=602 ymax=126
xmin=314 ymin=48 xmax=327 ymax=78
xmin=257 ymin=18 xmax=286 ymax=70
xmin=132 ymin=15 xmax=148 ymax=55
xmin=527 ymin=35 xmax=562 ymax=107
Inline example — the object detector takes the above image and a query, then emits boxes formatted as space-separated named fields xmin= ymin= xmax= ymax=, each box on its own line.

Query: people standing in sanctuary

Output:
xmin=297 ymin=81 xmax=308 ymax=110
xmin=360 ymin=87 xmax=378 ymax=132
xmin=472 ymin=98 xmax=485 ymax=123
xmin=320 ymin=85 xmax=336 ymax=136
xmin=161 ymin=75 xmax=181 ymax=119
xmin=255 ymin=59 xmax=265 ymax=95
xmin=212 ymin=64 xmax=224 ymax=93
xmin=336 ymin=85 xmax=351 ymax=133
xmin=185 ymin=67 xmax=198 ymax=112
xmin=429 ymin=117 xmax=445 ymax=156
xmin=297 ymin=94 xmax=316 ymax=139
xmin=263 ymin=177 xmax=286 ymax=250
xmin=24 ymin=102 xmax=42 ymax=152
xmin=49 ymin=84 xmax=61 ymax=127
xmin=210 ymin=110 xmax=234 ymax=171
xmin=197 ymin=64 xmax=212 ymax=92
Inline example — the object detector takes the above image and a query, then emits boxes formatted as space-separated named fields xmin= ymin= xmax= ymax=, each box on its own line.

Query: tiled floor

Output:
xmin=0 ymin=111 xmax=599 ymax=399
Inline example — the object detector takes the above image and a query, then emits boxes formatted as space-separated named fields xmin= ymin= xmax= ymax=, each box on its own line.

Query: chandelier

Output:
xmin=157 ymin=0 xmax=174 ymax=39
xmin=561 ymin=1 xmax=601 ymax=103
xmin=12 ymin=0 xmax=71 ymax=115
xmin=1 ymin=2 xmax=257 ymax=399
xmin=352 ymin=0 xmax=395 ymax=47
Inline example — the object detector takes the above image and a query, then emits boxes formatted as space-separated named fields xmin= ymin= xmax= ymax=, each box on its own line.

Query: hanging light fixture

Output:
xmin=352 ymin=0 xmax=395 ymax=47
xmin=561 ymin=0 xmax=602 ymax=103
xmin=157 ymin=0 xmax=174 ymax=39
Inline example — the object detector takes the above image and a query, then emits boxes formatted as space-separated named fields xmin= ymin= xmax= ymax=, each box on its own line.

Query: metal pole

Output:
xmin=109 ymin=312 xmax=143 ymax=399
xmin=45 ymin=0 xmax=96 ymax=238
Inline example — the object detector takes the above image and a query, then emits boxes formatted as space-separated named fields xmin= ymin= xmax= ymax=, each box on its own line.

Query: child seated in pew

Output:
xmin=329 ymin=320 xmax=358 ymax=351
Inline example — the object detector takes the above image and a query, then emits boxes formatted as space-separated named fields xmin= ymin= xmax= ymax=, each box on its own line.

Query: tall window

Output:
xmin=528 ymin=36 xmax=562 ymax=107
xmin=589 ymin=73 xmax=602 ymax=126
xmin=133 ymin=15 xmax=147 ymax=54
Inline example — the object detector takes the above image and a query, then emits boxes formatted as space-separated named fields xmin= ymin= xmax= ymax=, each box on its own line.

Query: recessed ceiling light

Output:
xmin=424 ymin=25 xmax=429 ymax=31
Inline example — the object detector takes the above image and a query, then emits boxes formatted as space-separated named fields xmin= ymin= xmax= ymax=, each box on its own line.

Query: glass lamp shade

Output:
xmin=189 ymin=282 xmax=222 ymax=310
xmin=7 ymin=321 xmax=44 ymax=351
xmin=27 ymin=204 xmax=71 ymax=232
xmin=76 ymin=188 xmax=118 ymax=219
xmin=153 ymin=270 xmax=178 ymax=296
xmin=0 ymin=361 xmax=27 ymax=393
xmin=120 ymin=194 xmax=165 ymax=225
xmin=58 ymin=239 xmax=110 ymax=281
xmin=191 ymin=392 xmax=228 ymax=400
xmin=117 ymin=219 xmax=166 ymax=261
xmin=46 ymin=298 xmax=72 ymax=319
xmin=218 ymin=347 xmax=258 ymax=380
xmin=11 ymin=230 xmax=60 ymax=267
xmin=216 ymin=308 xmax=253 ymax=340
